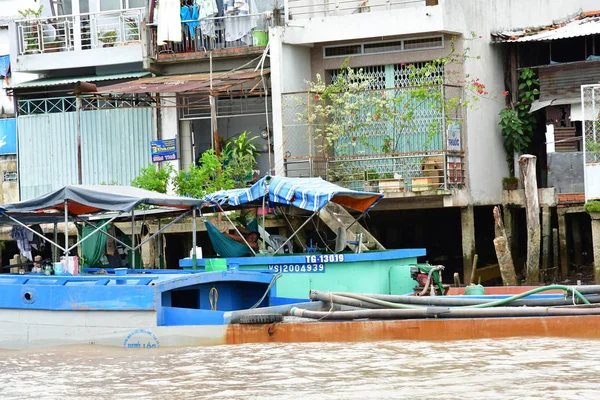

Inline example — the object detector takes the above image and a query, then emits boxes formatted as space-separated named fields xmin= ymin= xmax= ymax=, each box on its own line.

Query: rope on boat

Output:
xmin=209 ymin=287 xmax=218 ymax=311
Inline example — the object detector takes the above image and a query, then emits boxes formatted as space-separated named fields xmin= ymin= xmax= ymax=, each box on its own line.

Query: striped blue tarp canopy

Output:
xmin=202 ymin=176 xmax=383 ymax=213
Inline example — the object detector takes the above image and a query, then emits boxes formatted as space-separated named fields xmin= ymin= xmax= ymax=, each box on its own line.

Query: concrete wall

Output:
xmin=0 ymin=155 xmax=18 ymax=203
xmin=547 ymin=152 xmax=584 ymax=194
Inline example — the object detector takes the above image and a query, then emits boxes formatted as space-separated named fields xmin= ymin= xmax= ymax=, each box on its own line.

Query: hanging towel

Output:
xmin=181 ymin=5 xmax=200 ymax=38
xmin=157 ymin=0 xmax=182 ymax=45
xmin=10 ymin=226 xmax=32 ymax=261
xmin=224 ymin=0 xmax=258 ymax=44
xmin=30 ymin=224 xmax=46 ymax=252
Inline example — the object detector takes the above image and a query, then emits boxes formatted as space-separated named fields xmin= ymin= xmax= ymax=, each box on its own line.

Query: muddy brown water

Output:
xmin=1 ymin=339 xmax=599 ymax=399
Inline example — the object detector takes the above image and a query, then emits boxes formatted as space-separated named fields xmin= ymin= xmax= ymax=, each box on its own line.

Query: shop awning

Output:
xmin=529 ymin=97 xmax=580 ymax=114
xmin=88 ymin=70 xmax=269 ymax=95
xmin=203 ymin=176 xmax=384 ymax=214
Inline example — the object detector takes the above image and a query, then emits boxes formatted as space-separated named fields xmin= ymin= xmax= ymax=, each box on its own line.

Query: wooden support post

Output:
xmin=552 ymin=227 xmax=559 ymax=282
xmin=589 ymin=213 xmax=600 ymax=284
xmin=519 ymin=155 xmax=540 ymax=285
xmin=558 ymin=209 xmax=569 ymax=279
xmin=503 ymin=206 xmax=515 ymax=257
xmin=541 ymin=206 xmax=551 ymax=277
xmin=572 ymin=216 xmax=584 ymax=267
xmin=492 ymin=206 xmax=518 ymax=286
xmin=461 ymin=206 xmax=476 ymax=284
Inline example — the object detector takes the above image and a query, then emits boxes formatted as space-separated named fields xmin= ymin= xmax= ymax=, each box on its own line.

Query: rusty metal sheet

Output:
xmin=91 ymin=70 xmax=270 ymax=95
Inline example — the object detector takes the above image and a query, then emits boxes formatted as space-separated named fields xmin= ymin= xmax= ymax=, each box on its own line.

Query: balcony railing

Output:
xmin=285 ymin=0 xmax=432 ymax=20
xmin=16 ymin=8 xmax=144 ymax=55
xmin=281 ymin=84 xmax=465 ymax=192
xmin=149 ymin=13 xmax=269 ymax=60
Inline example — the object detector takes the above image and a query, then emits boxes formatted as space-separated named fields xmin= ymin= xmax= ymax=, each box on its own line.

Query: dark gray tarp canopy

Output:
xmin=0 ymin=185 xmax=202 ymax=216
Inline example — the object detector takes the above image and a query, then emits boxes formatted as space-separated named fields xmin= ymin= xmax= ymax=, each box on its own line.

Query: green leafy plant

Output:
xmin=502 ymin=176 xmax=519 ymax=190
xmin=585 ymin=200 xmax=600 ymax=214
xmin=173 ymin=150 xmax=236 ymax=198
xmin=125 ymin=19 xmax=139 ymax=41
xmin=18 ymin=5 xmax=44 ymax=52
xmin=131 ymin=164 xmax=173 ymax=193
xmin=499 ymin=68 xmax=539 ymax=175
xmin=99 ymin=29 xmax=118 ymax=44
xmin=223 ymin=131 xmax=259 ymax=161
xmin=297 ymin=37 xmax=485 ymax=184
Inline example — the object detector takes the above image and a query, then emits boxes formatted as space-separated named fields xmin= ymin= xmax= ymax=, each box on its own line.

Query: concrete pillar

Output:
xmin=461 ymin=206 xmax=476 ymax=284
xmin=159 ymin=93 xmax=180 ymax=194
xmin=541 ymin=206 xmax=551 ymax=276
xmin=557 ymin=208 xmax=569 ymax=279
xmin=179 ymin=120 xmax=193 ymax=171
xmin=589 ymin=213 xmax=600 ymax=284
xmin=269 ymin=28 xmax=285 ymax=176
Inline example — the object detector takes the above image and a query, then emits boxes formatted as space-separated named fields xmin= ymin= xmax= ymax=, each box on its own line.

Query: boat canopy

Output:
xmin=202 ymin=176 xmax=383 ymax=214
xmin=0 ymin=185 xmax=202 ymax=216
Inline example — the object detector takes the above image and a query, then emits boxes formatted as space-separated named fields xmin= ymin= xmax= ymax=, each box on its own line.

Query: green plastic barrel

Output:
xmin=464 ymin=284 xmax=485 ymax=296
xmin=206 ymin=258 xmax=228 ymax=272
xmin=252 ymin=30 xmax=268 ymax=46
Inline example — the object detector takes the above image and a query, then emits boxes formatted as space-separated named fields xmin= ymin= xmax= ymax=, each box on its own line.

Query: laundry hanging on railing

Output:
xmin=181 ymin=3 xmax=200 ymax=37
xmin=223 ymin=0 xmax=258 ymax=43
xmin=157 ymin=0 xmax=183 ymax=45
xmin=197 ymin=0 xmax=219 ymax=38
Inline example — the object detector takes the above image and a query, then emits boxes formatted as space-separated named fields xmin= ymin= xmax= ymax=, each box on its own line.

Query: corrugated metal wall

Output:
xmin=18 ymin=108 xmax=153 ymax=200
xmin=81 ymin=108 xmax=153 ymax=186
xmin=18 ymin=113 xmax=78 ymax=200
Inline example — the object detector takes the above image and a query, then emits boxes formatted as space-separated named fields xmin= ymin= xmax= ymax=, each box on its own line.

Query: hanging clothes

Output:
xmin=29 ymin=224 xmax=46 ymax=252
xmin=10 ymin=226 xmax=32 ymax=261
xmin=223 ymin=0 xmax=258 ymax=44
xmin=197 ymin=0 xmax=218 ymax=38
xmin=181 ymin=4 xmax=200 ymax=38
xmin=157 ymin=0 xmax=183 ymax=45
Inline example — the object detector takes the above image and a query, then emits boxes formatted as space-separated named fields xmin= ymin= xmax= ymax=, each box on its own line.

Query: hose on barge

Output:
xmin=289 ymin=304 xmax=600 ymax=321
xmin=309 ymin=285 xmax=591 ymax=310
xmin=309 ymin=290 xmax=600 ymax=308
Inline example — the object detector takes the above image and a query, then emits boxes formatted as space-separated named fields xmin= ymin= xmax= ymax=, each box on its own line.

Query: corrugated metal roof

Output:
xmin=91 ymin=70 xmax=269 ymax=95
xmin=493 ymin=12 xmax=600 ymax=43
xmin=7 ymin=71 xmax=151 ymax=90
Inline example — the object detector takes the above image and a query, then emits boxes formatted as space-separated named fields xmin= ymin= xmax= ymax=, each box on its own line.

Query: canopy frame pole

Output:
xmin=3 ymin=214 xmax=65 ymax=252
xmin=192 ymin=207 xmax=197 ymax=269
xmin=75 ymin=216 xmax=132 ymax=251
xmin=64 ymin=200 xmax=69 ymax=271
xmin=215 ymin=203 xmax=257 ymax=255
xmin=344 ymin=210 xmax=368 ymax=233
xmin=158 ymin=218 xmax=163 ymax=269
xmin=67 ymin=214 xmax=121 ymax=253
xmin=273 ymin=212 xmax=316 ymax=254
xmin=261 ymin=195 xmax=266 ymax=252
xmin=133 ymin=209 xmax=191 ymax=251
xmin=131 ymin=212 xmax=136 ymax=269
xmin=53 ymin=222 xmax=58 ymax=262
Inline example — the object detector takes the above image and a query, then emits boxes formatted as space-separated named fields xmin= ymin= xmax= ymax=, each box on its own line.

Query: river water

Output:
xmin=1 ymin=338 xmax=599 ymax=399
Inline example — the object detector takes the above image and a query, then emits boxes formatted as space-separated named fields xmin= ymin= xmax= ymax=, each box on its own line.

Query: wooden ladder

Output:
xmin=318 ymin=202 xmax=385 ymax=252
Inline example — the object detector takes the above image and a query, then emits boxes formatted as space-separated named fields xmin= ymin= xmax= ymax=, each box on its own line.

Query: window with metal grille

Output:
xmin=363 ymin=40 xmax=403 ymax=54
xmin=324 ymin=44 xmax=362 ymax=58
xmin=3 ymin=171 xmax=17 ymax=182
xmin=323 ymin=35 xmax=444 ymax=58
xmin=329 ymin=62 xmax=444 ymax=89
xmin=403 ymin=36 xmax=443 ymax=50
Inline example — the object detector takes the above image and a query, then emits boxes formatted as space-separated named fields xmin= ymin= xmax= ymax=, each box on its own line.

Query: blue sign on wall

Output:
xmin=0 ymin=118 xmax=17 ymax=155
xmin=151 ymin=139 xmax=177 ymax=163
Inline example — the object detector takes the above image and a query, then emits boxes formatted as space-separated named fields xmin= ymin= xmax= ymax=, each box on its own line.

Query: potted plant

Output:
xmin=99 ymin=30 xmax=118 ymax=47
xmin=377 ymin=172 xmax=404 ymax=193
xmin=363 ymin=169 xmax=380 ymax=192
xmin=502 ymin=176 xmax=519 ymax=190
xmin=18 ymin=6 xmax=44 ymax=53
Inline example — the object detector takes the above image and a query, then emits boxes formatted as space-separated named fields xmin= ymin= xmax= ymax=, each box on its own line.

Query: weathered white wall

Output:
xmin=442 ymin=0 xmax=598 ymax=205
xmin=270 ymin=31 xmax=312 ymax=175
